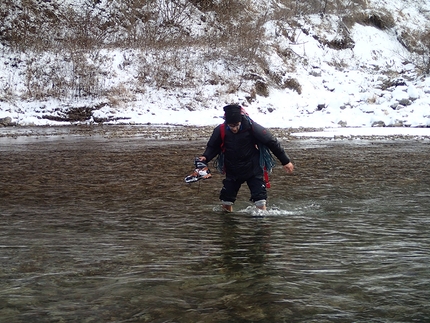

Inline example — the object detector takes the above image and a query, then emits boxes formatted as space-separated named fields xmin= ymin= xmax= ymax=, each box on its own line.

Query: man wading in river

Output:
xmin=194 ymin=104 xmax=294 ymax=212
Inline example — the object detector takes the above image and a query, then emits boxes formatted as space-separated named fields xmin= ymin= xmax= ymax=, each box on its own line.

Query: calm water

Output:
xmin=0 ymin=134 xmax=429 ymax=323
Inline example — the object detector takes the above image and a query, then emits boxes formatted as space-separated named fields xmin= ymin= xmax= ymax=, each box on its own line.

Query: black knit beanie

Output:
xmin=223 ymin=104 xmax=242 ymax=124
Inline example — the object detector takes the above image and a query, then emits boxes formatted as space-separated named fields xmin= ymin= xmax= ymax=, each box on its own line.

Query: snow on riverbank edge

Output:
xmin=0 ymin=125 xmax=429 ymax=142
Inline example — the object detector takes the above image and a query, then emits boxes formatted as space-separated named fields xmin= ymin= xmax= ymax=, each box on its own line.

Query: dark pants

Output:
xmin=219 ymin=176 xmax=267 ymax=203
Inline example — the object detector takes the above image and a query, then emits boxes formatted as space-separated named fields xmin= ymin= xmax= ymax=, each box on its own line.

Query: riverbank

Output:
xmin=1 ymin=124 xmax=430 ymax=142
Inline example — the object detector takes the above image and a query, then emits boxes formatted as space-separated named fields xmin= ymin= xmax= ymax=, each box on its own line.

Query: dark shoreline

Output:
xmin=0 ymin=124 xmax=429 ymax=141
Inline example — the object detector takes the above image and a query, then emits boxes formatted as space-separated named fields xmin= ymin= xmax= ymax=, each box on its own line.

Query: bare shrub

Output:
xmin=255 ymin=81 xmax=269 ymax=97
xmin=23 ymin=49 xmax=108 ymax=100
xmin=140 ymin=0 xmax=189 ymax=46
xmin=214 ymin=0 xmax=247 ymax=20
xmin=283 ymin=78 xmax=302 ymax=94
xmin=0 ymin=0 xmax=62 ymax=51
xmin=1 ymin=0 xmax=196 ymax=51
xmin=313 ymin=19 xmax=355 ymax=50
xmin=276 ymin=0 xmax=367 ymax=16
xmin=321 ymin=0 xmax=368 ymax=15
xmin=343 ymin=9 xmax=395 ymax=30
xmin=212 ymin=2 xmax=272 ymax=82
xmin=396 ymin=28 xmax=420 ymax=52
xmin=205 ymin=0 xmax=248 ymax=50
xmin=58 ymin=6 xmax=117 ymax=50
xmin=188 ymin=0 xmax=217 ymax=11
xmin=0 ymin=0 xmax=120 ymax=51
xmin=135 ymin=48 xmax=203 ymax=89
xmin=326 ymin=36 xmax=355 ymax=50
xmin=277 ymin=0 xmax=323 ymax=16
xmin=107 ymin=84 xmax=135 ymax=107
xmin=69 ymin=54 xmax=104 ymax=98
xmin=394 ymin=25 xmax=430 ymax=74
xmin=114 ymin=0 xmax=199 ymax=48
xmin=400 ymin=27 xmax=430 ymax=75
xmin=158 ymin=0 xmax=193 ymax=26
xmin=419 ymin=30 xmax=430 ymax=74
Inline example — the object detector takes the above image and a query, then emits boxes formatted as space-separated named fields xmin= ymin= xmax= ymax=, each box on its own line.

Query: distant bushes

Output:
xmin=22 ymin=50 xmax=111 ymax=100
xmin=400 ymin=28 xmax=430 ymax=74
xmin=276 ymin=0 xmax=369 ymax=16
xmin=1 ymin=0 xmax=374 ymax=52
xmin=1 ymin=0 xmax=118 ymax=51
xmin=418 ymin=30 xmax=430 ymax=74
xmin=1 ymin=0 xmax=430 ymax=103
xmin=343 ymin=9 xmax=396 ymax=30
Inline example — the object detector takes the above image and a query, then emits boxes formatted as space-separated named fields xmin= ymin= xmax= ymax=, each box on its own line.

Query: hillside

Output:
xmin=0 ymin=0 xmax=430 ymax=128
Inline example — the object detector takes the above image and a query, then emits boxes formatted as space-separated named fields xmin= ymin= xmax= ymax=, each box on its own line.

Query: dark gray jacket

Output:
xmin=202 ymin=116 xmax=291 ymax=180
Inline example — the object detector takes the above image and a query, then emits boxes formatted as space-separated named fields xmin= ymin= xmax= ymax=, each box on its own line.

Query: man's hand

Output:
xmin=283 ymin=162 xmax=294 ymax=174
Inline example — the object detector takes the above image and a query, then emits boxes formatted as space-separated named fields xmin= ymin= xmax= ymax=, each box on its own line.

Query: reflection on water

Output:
xmin=0 ymin=135 xmax=429 ymax=322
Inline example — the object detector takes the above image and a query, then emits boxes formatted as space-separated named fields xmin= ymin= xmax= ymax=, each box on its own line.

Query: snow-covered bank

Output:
xmin=1 ymin=0 xmax=430 ymax=133
xmin=2 ymin=68 xmax=429 ymax=131
xmin=290 ymin=127 xmax=430 ymax=139
xmin=0 ymin=124 xmax=429 ymax=142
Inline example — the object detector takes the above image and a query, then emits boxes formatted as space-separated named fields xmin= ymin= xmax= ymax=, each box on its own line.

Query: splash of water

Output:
xmin=240 ymin=205 xmax=299 ymax=217
xmin=212 ymin=203 xmax=319 ymax=217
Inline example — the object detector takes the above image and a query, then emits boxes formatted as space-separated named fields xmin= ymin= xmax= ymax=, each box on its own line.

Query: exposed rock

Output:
xmin=390 ymin=102 xmax=399 ymax=109
xmin=43 ymin=106 xmax=94 ymax=122
xmin=317 ymin=104 xmax=326 ymax=111
xmin=372 ymin=121 xmax=386 ymax=127
xmin=41 ymin=103 xmax=115 ymax=123
xmin=398 ymin=98 xmax=411 ymax=106
xmin=309 ymin=69 xmax=321 ymax=77
xmin=255 ymin=81 xmax=269 ymax=97
xmin=282 ymin=78 xmax=302 ymax=94
xmin=388 ymin=120 xmax=404 ymax=127
xmin=380 ymin=78 xmax=407 ymax=91
xmin=0 ymin=116 xmax=15 ymax=127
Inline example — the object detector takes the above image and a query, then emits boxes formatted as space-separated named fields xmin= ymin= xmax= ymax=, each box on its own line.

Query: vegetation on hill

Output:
xmin=0 ymin=0 xmax=429 ymax=120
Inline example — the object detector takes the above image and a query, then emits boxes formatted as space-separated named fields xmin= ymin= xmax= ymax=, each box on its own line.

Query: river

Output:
xmin=0 ymin=129 xmax=429 ymax=322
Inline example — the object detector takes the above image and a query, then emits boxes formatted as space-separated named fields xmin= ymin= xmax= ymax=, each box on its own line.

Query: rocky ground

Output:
xmin=0 ymin=124 xmax=298 ymax=139
xmin=1 ymin=124 xmax=429 ymax=141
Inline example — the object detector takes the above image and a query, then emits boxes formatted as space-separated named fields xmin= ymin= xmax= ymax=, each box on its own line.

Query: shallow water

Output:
xmin=0 ymin=135 xmax=429 ymax=323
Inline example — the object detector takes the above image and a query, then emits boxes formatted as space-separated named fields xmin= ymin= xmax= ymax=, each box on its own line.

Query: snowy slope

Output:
xmin=0 ymin=0 xmax=429 ymax=130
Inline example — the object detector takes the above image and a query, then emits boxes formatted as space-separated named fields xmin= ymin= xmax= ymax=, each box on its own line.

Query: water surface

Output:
xmin=1 ymin=135 xmax=429 ymax=322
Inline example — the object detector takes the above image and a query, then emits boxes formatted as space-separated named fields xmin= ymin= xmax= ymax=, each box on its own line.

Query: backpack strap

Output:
xmin=214 ymin=124 xmax=226 ymax=174
xmin=220 ymin=123 xmax=226 ymax=152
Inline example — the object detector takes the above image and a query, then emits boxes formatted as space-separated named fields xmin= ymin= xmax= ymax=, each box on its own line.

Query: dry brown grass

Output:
xmin=343 ymin=9 xmax=395 ymax=30
xmin=3 ymin=0 xmax=430 ymax=102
